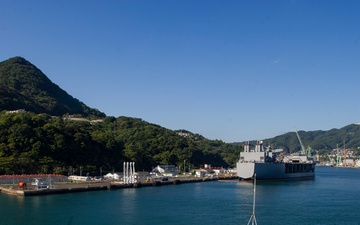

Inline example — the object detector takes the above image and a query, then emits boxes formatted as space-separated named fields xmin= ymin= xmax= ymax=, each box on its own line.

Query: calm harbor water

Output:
xmin=1 ymin=166 xmax=359 ymax=225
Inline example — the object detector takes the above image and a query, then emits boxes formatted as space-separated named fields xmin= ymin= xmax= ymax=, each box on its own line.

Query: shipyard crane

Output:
xmin=295 ymin=130 xmax=306 ymax=155
xmin=328 ymin=154 xmax=335 ymax=166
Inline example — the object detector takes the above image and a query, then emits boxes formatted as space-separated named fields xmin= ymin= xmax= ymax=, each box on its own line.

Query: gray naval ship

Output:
xmin=237 ymin=141 xmax=315 ymax=181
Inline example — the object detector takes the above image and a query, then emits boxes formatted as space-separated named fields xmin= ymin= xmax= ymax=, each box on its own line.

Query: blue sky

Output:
xmin=1 ymin=1 xmax=360 ymax=142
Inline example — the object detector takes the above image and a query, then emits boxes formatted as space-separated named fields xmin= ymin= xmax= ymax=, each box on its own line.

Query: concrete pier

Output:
xmin=0 ymin=175 xmax=239 ymax=197
xmin=0 ymin=182 xmax=109 ymax=196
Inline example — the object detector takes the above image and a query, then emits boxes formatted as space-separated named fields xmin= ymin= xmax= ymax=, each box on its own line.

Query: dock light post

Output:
xmin=184 ymin=160 xmax=186 ymax=174
xmin=123 ymin=162 xmax=126 ymax=183
xmin=126 ymin=162 xmax=129 ymax=183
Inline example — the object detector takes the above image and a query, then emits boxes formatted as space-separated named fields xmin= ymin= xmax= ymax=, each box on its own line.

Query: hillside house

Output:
xmin=7 ymin=109 xmax=26 ymax=113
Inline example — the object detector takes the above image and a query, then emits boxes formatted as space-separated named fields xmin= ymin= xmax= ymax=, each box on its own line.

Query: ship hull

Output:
xmin=236 ymin=162 xmax=315 ymax=181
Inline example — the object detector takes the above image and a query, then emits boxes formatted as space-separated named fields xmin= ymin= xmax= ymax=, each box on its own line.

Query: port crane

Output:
xmin=295 ymin=130 xmax=306 ymax=155
xmin=327 ymin=155 xmax=335 ymax=166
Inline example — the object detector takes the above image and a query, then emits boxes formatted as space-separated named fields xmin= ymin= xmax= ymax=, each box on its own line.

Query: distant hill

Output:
xmin=0 ymin=56 xmax=105 ymax=117
xmin=233 ymin=124 xmax=360 ymax=152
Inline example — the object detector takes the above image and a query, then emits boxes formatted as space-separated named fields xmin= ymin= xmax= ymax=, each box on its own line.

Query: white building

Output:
xmin=7 ymin=109 xmax=26 ymax=113
xmin=68 ymin=175 xmax=91 ymax=181
xmin=104 ymin=173 xmax=120 ymax=180
xmin=152 ymin=165 xmax=179 ymax=176
xmin=343 ymin=159 xmax=355 ymax=167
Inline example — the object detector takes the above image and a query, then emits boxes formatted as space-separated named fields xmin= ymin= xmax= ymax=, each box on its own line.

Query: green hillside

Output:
xmin=0 ymin=56 xmax=105 ymax=117
xmin=0 ymin=56 xmax=241 ymax=174
xmin=234 ymin=124 xmax=360 ymax=156
xmin=0 ymin=111 xmax=241 ymax=174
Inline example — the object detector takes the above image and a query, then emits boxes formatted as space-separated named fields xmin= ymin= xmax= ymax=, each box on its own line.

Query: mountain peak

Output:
xmin=0 ymin=56 xmax=105 ymax=117
xmin=2 ymin=56 xmax=32 ymax=66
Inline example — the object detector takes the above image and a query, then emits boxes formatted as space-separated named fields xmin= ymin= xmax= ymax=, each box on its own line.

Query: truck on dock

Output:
xmin=31 ymin=178 xmax=48 ymax=189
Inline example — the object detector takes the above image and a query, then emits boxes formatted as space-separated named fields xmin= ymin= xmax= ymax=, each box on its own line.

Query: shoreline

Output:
xmin=0 ymin=175 xmax=239 ymax=197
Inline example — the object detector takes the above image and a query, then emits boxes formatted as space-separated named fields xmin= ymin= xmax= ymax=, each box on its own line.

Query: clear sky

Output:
xmin=1 ymin=1 xmax=360 ymax=142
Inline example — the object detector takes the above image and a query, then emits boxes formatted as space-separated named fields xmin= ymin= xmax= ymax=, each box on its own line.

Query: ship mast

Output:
xmin=247 ymin=174 xmax=257 ymax=225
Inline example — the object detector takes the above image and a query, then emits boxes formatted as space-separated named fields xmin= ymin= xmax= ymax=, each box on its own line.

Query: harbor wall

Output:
xmin=0 ymin=176 xmax=238 ymax=197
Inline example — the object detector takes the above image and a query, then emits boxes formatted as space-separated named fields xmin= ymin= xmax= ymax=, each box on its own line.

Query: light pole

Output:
xmin=184 ymin=160 xmax=186 ymax=174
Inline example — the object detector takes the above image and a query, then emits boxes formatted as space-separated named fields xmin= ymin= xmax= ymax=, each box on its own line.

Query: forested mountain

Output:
xmin=234 ymin=124 xmax=360 ymax=156
xmin=0 ymin=56 xmax=105 ymax=117
xmin=0 ymin=112 xmax=240 ymax=175
xmin=0 ymin=56 xmax=241 ymax=174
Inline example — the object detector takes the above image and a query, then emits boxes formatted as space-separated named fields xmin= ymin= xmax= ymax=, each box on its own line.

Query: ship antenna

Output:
xmin=247 ymin=174 xmax=257 ymax=225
